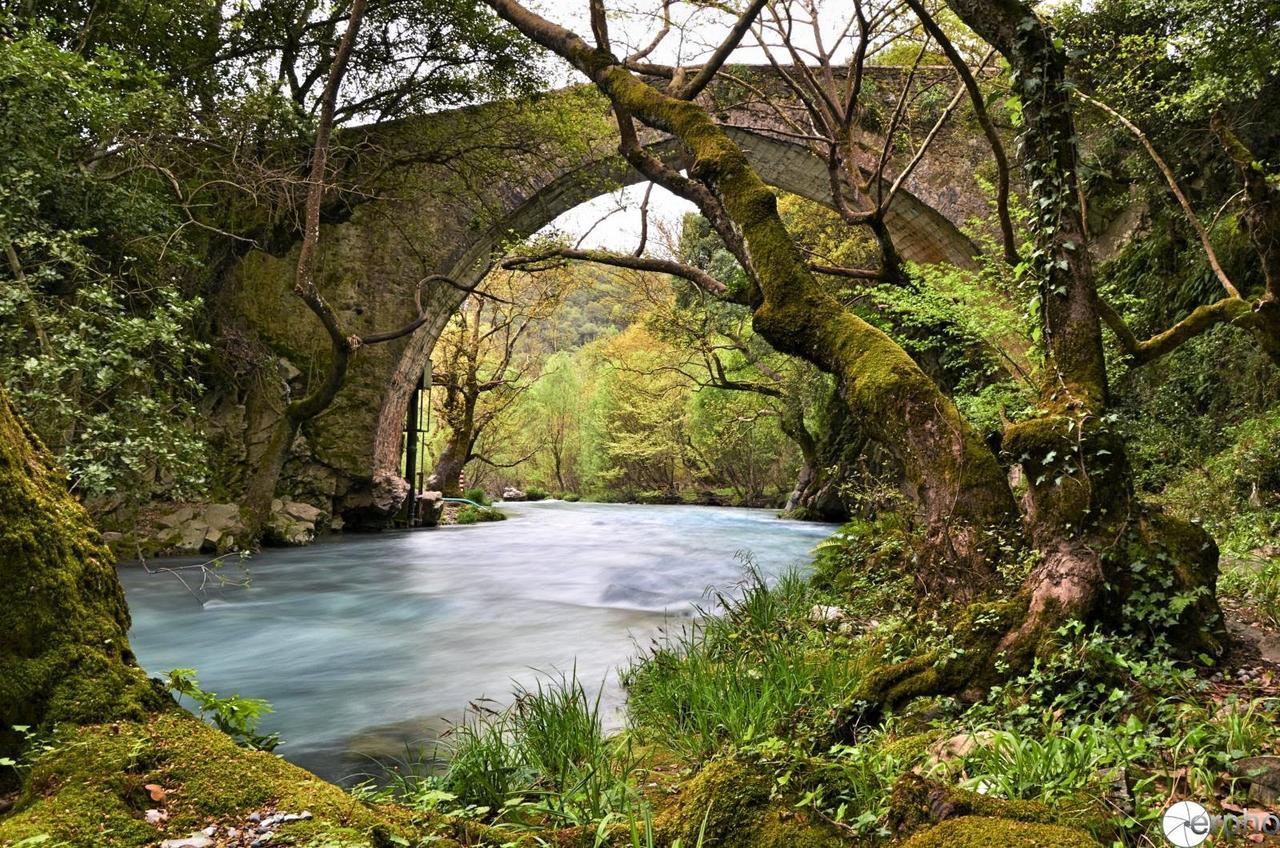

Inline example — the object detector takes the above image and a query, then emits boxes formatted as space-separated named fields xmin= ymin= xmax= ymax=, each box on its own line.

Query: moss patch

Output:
xmin=0 ymin=710 xmax=437 ymax=848
xmin=654 ymin=755 xmax=843 ymax=847
xmin=887 ymin=774 xmax=1110 ymax=846
xmin=900 ymin=815 xmax=1103 ymax=848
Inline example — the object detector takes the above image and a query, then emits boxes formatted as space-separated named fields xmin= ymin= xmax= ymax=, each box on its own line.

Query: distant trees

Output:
xmin=425 ymin=269 xmax=565 ymax=497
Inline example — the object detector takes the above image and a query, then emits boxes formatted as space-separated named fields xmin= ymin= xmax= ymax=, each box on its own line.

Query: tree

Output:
xmin=0 ymin=384 xmax=157 ymax=770
xmin=483 ymin=0 xmax=1225 ymax=713
xmin=0 ymin=23 xmax=210 ymax=514
xmin=425 ymin=268 xmax=564 ymax=497
xmin=525 ymin=352 xmax=587 ymax=493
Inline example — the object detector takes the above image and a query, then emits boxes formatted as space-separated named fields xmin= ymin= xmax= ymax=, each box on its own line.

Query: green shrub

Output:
xmin=463 ymin=487 xmax=491 ymax=506
xmin=525 ymin=486 xmax=549 ymax=501
xmin=163 ymin=668 xmax=279 ymax=751
xmin=562 ymin=492 xmax=581 ymax=502
xmin=455 ymin=505 xmax=506 ymax=524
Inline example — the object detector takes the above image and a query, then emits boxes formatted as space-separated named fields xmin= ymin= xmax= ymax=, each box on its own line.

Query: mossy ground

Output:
xmin=652 ymin=755 xmax=843 ymax=847
xmin=0 ymin=709 xmax=441 ymax=848
xmin=900 ymin=816 xmax=1102 ymax=848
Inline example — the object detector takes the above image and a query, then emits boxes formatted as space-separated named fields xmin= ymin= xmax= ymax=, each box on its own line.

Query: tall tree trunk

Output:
xmin=427 ymin=429 xmax=472 ymax=498
xmin=942 ymin=0 xmax=1224 ymax=664
xmin=0 ymin=387 xmax=158 ymax=772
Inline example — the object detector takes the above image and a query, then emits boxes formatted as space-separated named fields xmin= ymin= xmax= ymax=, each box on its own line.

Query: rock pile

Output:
xmin=152 ymin=499 xmax=328 ymax=553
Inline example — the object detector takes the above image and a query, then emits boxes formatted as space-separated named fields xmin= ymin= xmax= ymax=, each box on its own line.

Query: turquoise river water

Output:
xmin=118 ymin=501 xmax=833 ymax=781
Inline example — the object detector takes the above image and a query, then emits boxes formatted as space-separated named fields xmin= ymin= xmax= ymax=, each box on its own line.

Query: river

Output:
xmin=118 ymin=501 xmax=833 ymax=782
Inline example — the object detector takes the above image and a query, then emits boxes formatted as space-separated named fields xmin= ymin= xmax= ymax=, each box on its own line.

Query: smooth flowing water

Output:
xmin=118 ymin=501 xmax=832 ymax=782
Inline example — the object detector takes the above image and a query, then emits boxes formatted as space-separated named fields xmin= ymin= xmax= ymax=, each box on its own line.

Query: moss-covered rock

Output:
xmin=900 ymin=815 xmax=1103 ymax=848
xmin=0 ymin=710 xmax=440 ymax=848
xmin=654 ymin=755 xmax=843 ymax=847
xmin=887 ymin=774 xmax=1109 ymax=846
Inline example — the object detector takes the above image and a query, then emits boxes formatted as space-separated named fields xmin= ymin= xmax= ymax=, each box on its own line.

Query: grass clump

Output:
xmin=562 ymin=492 xmax=582 ymax=502
xmin=366 ymin=671 xmax=638 ymax=830
xmin=623 ymin=565 xmax=866 ymax=760
xmin=462 ymin=487 xmax=491 ymax=506
xmin=524 ymin=486 xmax=549 ymax=501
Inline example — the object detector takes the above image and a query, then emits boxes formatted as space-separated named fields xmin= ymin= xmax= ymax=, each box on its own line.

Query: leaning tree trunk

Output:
xmin=0 ymin=387 xmax=158 ymax=774
xmin=484 ymin=0 xmax=1024 ymax=599
xmin=484 ymin=0 xmax=1225 ymax=718
xmin=427 ymin=429 xmax=472 ymax=498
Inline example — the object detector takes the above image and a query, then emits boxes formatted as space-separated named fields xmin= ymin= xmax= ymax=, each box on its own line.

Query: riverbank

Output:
xmin=100 ymin=488 xmax=825 ymax=562
xmin=10 ymin=516 xmax=1280 ymax=847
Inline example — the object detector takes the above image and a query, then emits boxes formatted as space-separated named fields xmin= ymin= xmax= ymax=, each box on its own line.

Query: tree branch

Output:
xmin=1078 ymin=91 xmax=1240 ymax=299
xmin=674 ymin=0 xmax=770 ymax=101
xmin=906 ymin=0 xmax=1018 ymax=265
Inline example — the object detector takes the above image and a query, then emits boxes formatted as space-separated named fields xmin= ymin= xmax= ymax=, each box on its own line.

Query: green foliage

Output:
xmin=0 ymin=26 xmax=209 ymax=506
xmin=1063 ymin=0 xmax=1280 ymax=121
xmin=163 ymin=668 xmax=279 ymax=752
xmin=810 ymin=515 xmax=914 ymax=614
xmin=1159 ymin=406 xmax=1280 ymax=556
xmin=524 ymin=486 xmax=548 ymax=501
xmin=562 ymin=492 xmax=582 ymax=502
xmin=1220 ymin=558 xmax=1280 ymax=627
xmin=623 ymin=565 xmax=865 ymax=759
xmin=463 ymin=487 xmax=491 ymax=506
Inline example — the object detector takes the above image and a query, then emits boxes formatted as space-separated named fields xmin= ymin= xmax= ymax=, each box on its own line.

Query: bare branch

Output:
xmin=675 ymin=0 xmax=770 ymax=101
xmin=1079 ymin=91 xmax=1240 ymax=299
xmin=905 ymin=0 xmax=1019 ymax=265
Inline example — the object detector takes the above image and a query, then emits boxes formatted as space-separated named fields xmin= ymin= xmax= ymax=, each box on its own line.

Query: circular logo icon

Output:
xmin=1163 ymin=801 xmax=1212 ymax=847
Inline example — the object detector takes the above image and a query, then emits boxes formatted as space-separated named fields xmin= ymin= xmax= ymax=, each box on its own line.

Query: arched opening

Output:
xmin=371 ymin=127 xmax=980 ymax=493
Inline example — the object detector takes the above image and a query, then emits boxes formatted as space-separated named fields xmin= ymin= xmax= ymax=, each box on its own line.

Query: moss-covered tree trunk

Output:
xmin=0 ymin=386 xmax=157 ymax=773
xmin=485 ymin=0 xmax=1021 ymax=600
xmin=782 ymin=390 xmax=868 ymax=522
xmin=484 ymin=0 xmax=1226 ymax=710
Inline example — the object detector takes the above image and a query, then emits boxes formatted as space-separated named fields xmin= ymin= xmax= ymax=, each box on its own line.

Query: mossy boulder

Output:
xmin=0 ymin=710 xmax=445 ymax=847
xmin=655 ymin=755 xmax=843 ymax=847
xmin=900 ymin=815 xmax=1103 ymax=847
xmin=888 ymin=774 xmax=1109 ymax=846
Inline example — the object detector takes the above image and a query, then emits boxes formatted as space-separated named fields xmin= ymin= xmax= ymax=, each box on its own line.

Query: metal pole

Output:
xmin=404 ymin=371 xmax=423 ymax=526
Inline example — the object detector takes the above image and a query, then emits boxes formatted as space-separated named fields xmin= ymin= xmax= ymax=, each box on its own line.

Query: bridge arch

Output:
xmin=216 ymin=76 xmax=999 ymax=526
xmin=369 ymin=126 xmax=980 ymax=484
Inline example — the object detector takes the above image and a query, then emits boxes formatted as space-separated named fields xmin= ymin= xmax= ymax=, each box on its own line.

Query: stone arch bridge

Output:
xmin=212 ymin=67 xmax=1001 ymax=527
